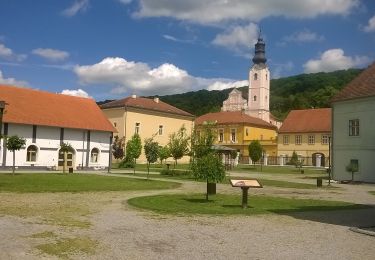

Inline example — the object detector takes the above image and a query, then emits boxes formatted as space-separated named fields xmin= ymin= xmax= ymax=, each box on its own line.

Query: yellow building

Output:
xmin=101 ymin=95 xmax=194 ymax=163
xmin=195 ymin=111 xmax=278 ymax=159
xmin=277 ymin=108 xmax=331 ymax=167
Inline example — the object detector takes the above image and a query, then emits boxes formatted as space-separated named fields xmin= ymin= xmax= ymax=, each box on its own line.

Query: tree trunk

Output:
xmin=206 ymin=179 xmax=209 ymax=201
xmin=12 ymin=151 xmax=15 ymax=175
xmin=147 ymin=162 xmax=150 ymax=180
xmin=133 ymin=159 xmax=136 ymax=175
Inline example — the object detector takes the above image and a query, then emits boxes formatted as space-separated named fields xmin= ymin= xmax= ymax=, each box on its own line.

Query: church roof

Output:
xmin=0 ymin=85 xmax=116 ymax=132
xmin=279 ymin=108 xmax=331 ymax=133
xmin=331 ymin=62 xmax=375 ymax=102
xmin=195 ymin=111 xmax=276 ymax=130
xmin=100 ymin=96 xmax=194 ymax=118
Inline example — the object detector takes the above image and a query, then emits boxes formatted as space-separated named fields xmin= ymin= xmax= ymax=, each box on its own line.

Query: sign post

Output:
xmin=230 ymin=179 xmax=262 ymax=208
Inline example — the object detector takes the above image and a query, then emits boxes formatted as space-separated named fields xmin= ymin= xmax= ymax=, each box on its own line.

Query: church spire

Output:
xmin=252 ymin=30 xmax=267 ymax=65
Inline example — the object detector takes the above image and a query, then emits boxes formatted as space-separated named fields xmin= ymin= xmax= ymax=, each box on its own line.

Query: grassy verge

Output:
xmin=232 ymin=164 xmax=327 ymax=176
xmin=0 ymin=173 xmax=180 ymax=192
xmin=128 ymin=193 xmax=367 ymax=216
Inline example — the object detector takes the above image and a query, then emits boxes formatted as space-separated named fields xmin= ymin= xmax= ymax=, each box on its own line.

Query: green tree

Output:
xmin=191 ymin=123 xmax=225 ymax=200
xmin=6 ymin=135 xmax=26 ymax=175
xmin=289 ymin=151 xmax=299 ymax=166
xmin=59 ymin=142 xmax=73 ymax=174
xmin=248 ymin=140 xmax=263 ymax=168
xmin=112 ymin=136 xmax=125 ymax=160
xmin=125 ymin=134 xmax=142 ymax=174
xmin=346 ymin=161 xmax=359 ymax=182
xmin=158 ymin=145 xmax=170 ymax=165
xmin=168 ymin=125 xmax=190 ymax=166
xmin=144 ymin=138 xmax=159 ymax=179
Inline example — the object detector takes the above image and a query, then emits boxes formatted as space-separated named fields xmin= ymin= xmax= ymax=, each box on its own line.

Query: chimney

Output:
xmin=154 ymin=97 xmax=159 ymax=103
xmin=131 ymin=94 xmax=137 ymax=99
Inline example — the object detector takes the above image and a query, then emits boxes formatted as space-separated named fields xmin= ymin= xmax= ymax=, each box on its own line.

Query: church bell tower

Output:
xmin=248 ymin=34 xmax=270 ymax=122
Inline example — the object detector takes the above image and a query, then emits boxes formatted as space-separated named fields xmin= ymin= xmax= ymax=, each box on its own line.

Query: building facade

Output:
xmin=195 ymin=111 xmax=278 ymax=159
xmin=101 ymin=95 xmax=195 ymax=163
xmin=277 ymin=108 xmax=331 ymax=167
xmin=331 ymin=63 xmax=375 ymax=183
xmin=0 ymin=85 xmax=115 ymax=170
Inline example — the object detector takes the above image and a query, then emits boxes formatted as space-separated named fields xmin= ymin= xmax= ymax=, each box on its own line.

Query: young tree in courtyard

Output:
xmin=112 ymin=136 xmax=125 ymax=160
xmin=191 ymin=123 xmax=225 ymax=201
xmin=6 ymin=135 xmax=26 ymax=175
xmin=248 ymin=140 xmax=263 ymax=169
xmin=158 ymin=145 xmax=170 ymax=165
xmin=125 ymin=134 xmax=142 ymax=174
xmin=144 ymin=138 xmax=159 ymax=179
xmin=168 ymin=125 xmax=190 ymax=167
xmin=59 ymin=142 xmax=73 ymax=174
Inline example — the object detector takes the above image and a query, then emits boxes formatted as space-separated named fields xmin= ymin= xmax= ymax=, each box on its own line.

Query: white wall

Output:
xmin=332 ymin=97 xmax=375 ymax=182
xmin=1 ymin=123 xmax=112 ymax=170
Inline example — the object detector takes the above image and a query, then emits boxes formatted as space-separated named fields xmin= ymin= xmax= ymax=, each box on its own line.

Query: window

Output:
xmin=230 ymin=129 xmax=236 ymax=143
xmin=266 ymin=74 xmax=268 ymax=80
xmin=283 ymin=135 xmax=289 ymax=145
xmin=260 ymin=134 xmax=263 ymax=140
xmin=321 ymin=135 xmax=329 ymax=145
xmin=349 ymin=119 xmax=359 ymax=136
xmin=135 ymin=122 xmax=140 ymax=134
xmin=90 ymin=148 xmax=99 ymax=163
xmin=295 ymin=135 xmax=302 ymax=145
xmin=253 ymin=95 xmax=257 ymax=101
xmin=158 ymin=125 xmax=163 ymax=135
xmin=113 ymin=122 xmax=117 ymax=127
xmin=308 ymin=135 xmax=315 ymax=145
xmin=245 ymin=128 xmax=249 ymax=136
xmin=26 ymin=145 xmax=37 ymax=162
xmin=254 ymin=73 xmax=258 ymax=80
xmin=218 ymin=129 xmax=224 ymax=142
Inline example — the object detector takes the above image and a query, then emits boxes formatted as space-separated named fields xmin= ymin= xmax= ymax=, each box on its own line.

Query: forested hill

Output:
xmin=157 ymin=68 xmax=363 ymax=119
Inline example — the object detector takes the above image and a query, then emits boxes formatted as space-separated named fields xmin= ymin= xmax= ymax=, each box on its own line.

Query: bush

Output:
xmin=160 ymin=169 xmax=191 ymax=177
xmin=118 ymin=157 xmax=135 ymax=168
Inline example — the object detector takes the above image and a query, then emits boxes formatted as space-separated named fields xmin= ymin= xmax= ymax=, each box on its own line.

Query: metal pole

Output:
xmin=328 ymin=136 xmax=331 ymax=186
xmin=0 ymin=101 xmax=5 ymax=137
xmin=241 ymin=187 xmax=249 ymax=208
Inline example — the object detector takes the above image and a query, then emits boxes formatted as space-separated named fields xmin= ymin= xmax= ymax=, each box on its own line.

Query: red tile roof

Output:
xmin=100 ymin=96 xmax=194 ymax=117
xmin=331 ymin=62 xmax=375 ymax=102
xmin=0 ymin=85 xmax=116 ymax=132
xmin=195 ymin=111 xmax=276 ymax=130
xmin=279 ymin=108 xmax=331 ymax=133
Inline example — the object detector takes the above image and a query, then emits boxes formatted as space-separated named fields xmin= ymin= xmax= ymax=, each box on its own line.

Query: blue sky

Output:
xmin=0 ymin=0 xmax=374 ymax=100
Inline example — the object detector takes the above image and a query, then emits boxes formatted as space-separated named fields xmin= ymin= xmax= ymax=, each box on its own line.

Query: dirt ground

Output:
xmin=0 ymin=172 xmax=374 ymax=260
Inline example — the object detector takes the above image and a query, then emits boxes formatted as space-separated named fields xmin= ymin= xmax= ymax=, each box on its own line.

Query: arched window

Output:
xmin=90 ymin=148 xmax=100 ymax=163
xmin=254 ymin=73 xmax=258 ymax=80
xmin=266 ymin=74 xmax=268 ymax=80
xmin=26 ymin=145 xmax=38 ymax=162
xmin=253 ymin=95 xmax=257 ymax=101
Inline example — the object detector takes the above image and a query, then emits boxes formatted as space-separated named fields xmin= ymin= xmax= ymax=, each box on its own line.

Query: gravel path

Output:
xmin=0 ymin=171 xmax=374 ymax=259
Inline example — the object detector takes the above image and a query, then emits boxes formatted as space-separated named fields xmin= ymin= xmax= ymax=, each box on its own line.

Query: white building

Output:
xmin=0 ymin=85 xmax=115 ymax=171
xmin=331 ymin=63 xmax=375 ymax=183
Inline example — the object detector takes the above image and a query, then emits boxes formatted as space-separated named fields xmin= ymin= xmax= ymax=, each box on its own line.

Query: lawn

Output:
xmin=128 ymin=193 xmax=367 ymax=216
xmin=369 ymin=191 xmax=375 ymax=196
xmin=0 ymin=173 xmax=180 ymax=192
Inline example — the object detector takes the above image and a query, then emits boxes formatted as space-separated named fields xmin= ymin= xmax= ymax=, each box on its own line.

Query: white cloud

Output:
xmin=212 ymin=23 xmax=259 ymax=54
xmin=118 ymin=0 xmax=133 ymax=4
xmin=74 ymin=57 xmax=246 ymax=95
xmin=303 ymin=49 xmax=371 ymax=73
xmin=280 ymin=29 xmax=324 ymax=45
xmin=62 ymin=0 xmax=89 ymax=17
xmin=61 ymin=89 xmax=91 ymax=98
xmin=32 ymin=48 xmax=70 ymax=62
xmin=0 ymin=69 xmax=29 ymax=87
xmin=163 ymin=34 xmax=195 ymax=44
xmin=0 ymin=43 xmax=27 ymax=62
xmin=272 ymin=61 xmax=294 ymax=79
xmin=131 ymin=0 xmax=359 ymax=25
xmin=363 ymin=15 xmax=375 ymax=32
xmin=207 ymin=80 xmax=248 ymax=91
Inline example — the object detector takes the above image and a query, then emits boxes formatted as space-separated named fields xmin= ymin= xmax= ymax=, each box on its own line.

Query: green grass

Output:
xmin=128 ymin=193 xmax=367 ymax=216
xmin=233 ymin=164 xmax=327 ymax=176
xmin=113 ymin=162 xmax=191 ymax=172
xmin=36 ymin=237 xmax=98 ymax=259
xmin=0 ymin=173 xmax=180 ymax=193
xmin=369 ymin=191 xmax=375 ymax=196
xmin=30 ymin=231 xmax=58 ymax=239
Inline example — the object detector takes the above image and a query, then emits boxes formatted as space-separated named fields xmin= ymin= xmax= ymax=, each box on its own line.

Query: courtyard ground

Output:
xmin=0 ymin=168 xmax=374 ymax=259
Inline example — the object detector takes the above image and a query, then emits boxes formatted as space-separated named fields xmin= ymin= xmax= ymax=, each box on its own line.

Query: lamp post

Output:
xmin=0 ymin=101 xmax=5 ymax=138
xmin=328 ymin=136 xmax=331 ymax=186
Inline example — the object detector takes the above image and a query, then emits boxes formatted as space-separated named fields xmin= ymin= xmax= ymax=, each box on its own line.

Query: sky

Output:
xmin=0 ymin=0 xmax=374 ymax=101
